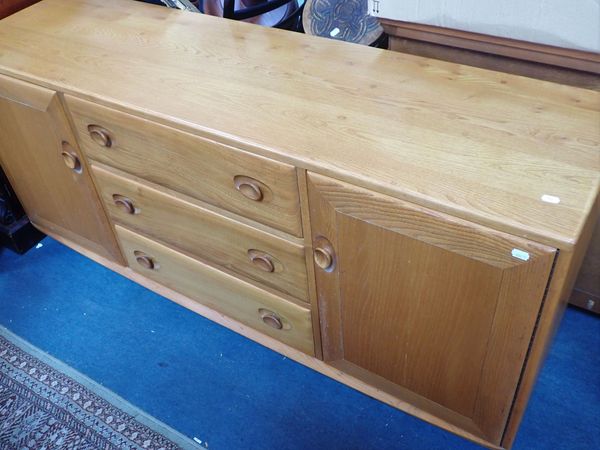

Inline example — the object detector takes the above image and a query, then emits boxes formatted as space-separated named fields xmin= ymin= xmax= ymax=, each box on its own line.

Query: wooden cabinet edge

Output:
xmin=35 ymin=222 xmax=503 ymax=450
xmin=569 ymin=289 xmax=600 ymax=314
xmin=501 ymin=195 xmax=600 ymax=448
xmin=296 ymin=168 xmax=323 ymax=360
xmin=0 ymin=73 xmax=54 ymax=111
xmin=57 ymin=92 xmax=126 ymax=265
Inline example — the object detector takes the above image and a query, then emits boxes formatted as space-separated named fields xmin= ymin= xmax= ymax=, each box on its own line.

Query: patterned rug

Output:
xmin=0 ymin=326 xmax=199 ymax=450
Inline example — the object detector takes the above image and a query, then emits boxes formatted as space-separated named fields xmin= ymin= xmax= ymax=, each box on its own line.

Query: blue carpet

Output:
xmin=0 ymin=237 xmax=598 ymax=450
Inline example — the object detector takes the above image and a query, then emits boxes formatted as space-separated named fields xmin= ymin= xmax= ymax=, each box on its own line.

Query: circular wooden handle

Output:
xmin=61 ymin=151 xmax=81 ymax=173
xmin=260 ymin=310 xmax=283 ymax=330
xmin=234 ymin=175 xmax=264 ymax=202
xmin=314 ymin=247 xmax=333 ymax=270
xmin=248 ymin=250 xmax=275 ymax=273
xmin=112 ymin=194 xmax=136 ymax=214
xmin=87 ymin=124 xmax=113 ymax=148
xmin=313 ymin=236 xmax=336 ymax=271
xmin=134 ymin=251 xmax=156 ymax=270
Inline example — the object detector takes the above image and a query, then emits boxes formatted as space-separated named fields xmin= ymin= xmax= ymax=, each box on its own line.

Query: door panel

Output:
xmin=0 ymin=75 xmax=122 ymax=262
xmin=339 ymin=213 xmax=503 ymax=418
xmin=307 ymin=172 xmax=555 ymax=444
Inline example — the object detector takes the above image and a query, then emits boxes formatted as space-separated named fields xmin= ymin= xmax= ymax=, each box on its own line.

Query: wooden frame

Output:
xmin=380 ymin=20 xmax=600 ymax=74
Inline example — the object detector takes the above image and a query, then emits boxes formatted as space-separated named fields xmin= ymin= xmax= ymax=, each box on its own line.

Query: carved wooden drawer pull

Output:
xmin=61 ymin=141 xmax=82 ymax=173
xmin=112 ymin=194 xmax=136 ymax=215
xmin=313 ymin=236 xmax=335 ymax=271
xmin=87 ymin=124 xmax=113 ymax=148
xmin=259 ymin=309 xmax=283 ymax=330
xmin=247 ymin=249 xmax=275 ymax=273
xmin=134 ymin=250 xmax=156 ymax=270
xmin=61 ymin=151 xmax=81 ymax=173
xmin=234 ymin=175 xmax=264 ymax=202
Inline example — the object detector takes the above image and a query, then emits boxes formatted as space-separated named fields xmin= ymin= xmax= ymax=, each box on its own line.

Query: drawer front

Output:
xmin=66 ymin=95 xmax=302 ymax=237
xmin=115 ymin=225 xmax=315 ymax=355
xmin=92 ymin=163 xmax=309 ymax=301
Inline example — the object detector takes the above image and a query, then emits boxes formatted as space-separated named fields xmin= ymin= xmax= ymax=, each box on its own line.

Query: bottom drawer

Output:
xmin=115 ymin=225 xmax=315 ymax=355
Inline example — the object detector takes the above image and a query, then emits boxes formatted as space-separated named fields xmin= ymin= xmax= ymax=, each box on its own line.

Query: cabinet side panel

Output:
xmin=473 ymin=249 xmax=555 ymax=442
xmin=502 ymin=195 xmax=599 ymax=448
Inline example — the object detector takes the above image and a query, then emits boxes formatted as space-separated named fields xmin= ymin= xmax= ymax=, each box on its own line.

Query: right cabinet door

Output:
xmin=307 ymin=173 xmax=556 ymax=444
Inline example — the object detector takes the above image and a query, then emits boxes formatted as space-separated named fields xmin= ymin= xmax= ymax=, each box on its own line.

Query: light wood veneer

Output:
xmin=67 ymin=95 xmax=303 ymax=237
xmin=0 ymin=0 xmax=598 ymax=250
xmin=115 ymin=225 xmax=315 ymax=355
xmin=307 ymin=172 xmax=556 ymax=442
xmin=91 ymin=162 xmax=309 ymax=301
xmin=0 ymin=1 xmax=598 ymax=449
xmin=0 ymin=74 xmax=122 ymax=263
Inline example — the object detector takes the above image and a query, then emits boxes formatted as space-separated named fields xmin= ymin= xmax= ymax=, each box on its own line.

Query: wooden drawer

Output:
xmin=115 ymin=225 xmax=315 ymax=355
xmin=92 ymin=163 xmax=309 ymax=301
xmin=66 ymin=95 xmax=302 ymax=237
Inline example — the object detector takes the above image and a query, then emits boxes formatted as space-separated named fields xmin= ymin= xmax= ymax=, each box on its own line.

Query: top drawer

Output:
xmin=66 ymin=96 xmax=303 ymax=237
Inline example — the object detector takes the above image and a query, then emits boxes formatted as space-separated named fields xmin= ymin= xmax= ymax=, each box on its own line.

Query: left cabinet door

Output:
xmin=0 ymin=75 xmax=122 ymax=263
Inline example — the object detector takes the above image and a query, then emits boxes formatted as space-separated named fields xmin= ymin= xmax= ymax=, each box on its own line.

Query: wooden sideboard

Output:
xmin=0 ymin=1 xmax=598 ymax=448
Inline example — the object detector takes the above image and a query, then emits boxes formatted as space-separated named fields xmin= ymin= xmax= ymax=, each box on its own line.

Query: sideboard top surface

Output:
xmin=0 ymin=0 xmax=598 ymax=249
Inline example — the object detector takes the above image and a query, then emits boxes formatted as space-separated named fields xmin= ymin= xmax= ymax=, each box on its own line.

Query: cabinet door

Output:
xmin=0 ymin=75 xmax=122 ymax=263
xmin=307 ymin=173 xmax=556 ymax=444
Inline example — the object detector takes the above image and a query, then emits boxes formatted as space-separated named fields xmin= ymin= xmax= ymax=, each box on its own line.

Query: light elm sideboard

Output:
xmin=0 ymin=1 xmax=598 ymax=448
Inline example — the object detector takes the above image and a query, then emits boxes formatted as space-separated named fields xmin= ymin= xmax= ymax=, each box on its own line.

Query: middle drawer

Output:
xmin=92 ymin=163 xmax=309 ymax=302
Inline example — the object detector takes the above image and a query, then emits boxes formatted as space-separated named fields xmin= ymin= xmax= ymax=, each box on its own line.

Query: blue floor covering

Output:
xmin=0 ymin=237 xmax=598 ymax=450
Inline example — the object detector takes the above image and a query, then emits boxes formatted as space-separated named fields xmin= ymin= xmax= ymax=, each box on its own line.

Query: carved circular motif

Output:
xmin=303 ymin=0 xmax=383 ymax=45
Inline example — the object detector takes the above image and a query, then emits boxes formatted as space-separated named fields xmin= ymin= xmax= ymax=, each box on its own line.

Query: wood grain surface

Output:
xmin=0 ymin=0 xmax=597 ymax=250
xmin=67 ymin=95 xmax=303 ymax=237
xmin=307 ymin=173 xmax=556 ymax=443
xmin=91 ymin=163 xmax=309 ymax=301
xmin=380 ymin=19 xmax=600 ymax=74
xmin=0 ymin=74 xmax=122 ymax=263
xmin=115 ymin=225 xmax=315 ymax=355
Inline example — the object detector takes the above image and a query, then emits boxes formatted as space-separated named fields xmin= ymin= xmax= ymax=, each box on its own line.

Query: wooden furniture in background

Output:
xmin=0 ymin=1 xmax=598 ymax=448
xmin=380 ymin=20 xmax=600 ymax=74
xmin=0 ymin=0 xmax=39 ymax=19
xmin=570 ymin=220 xmax=600 ymax=314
